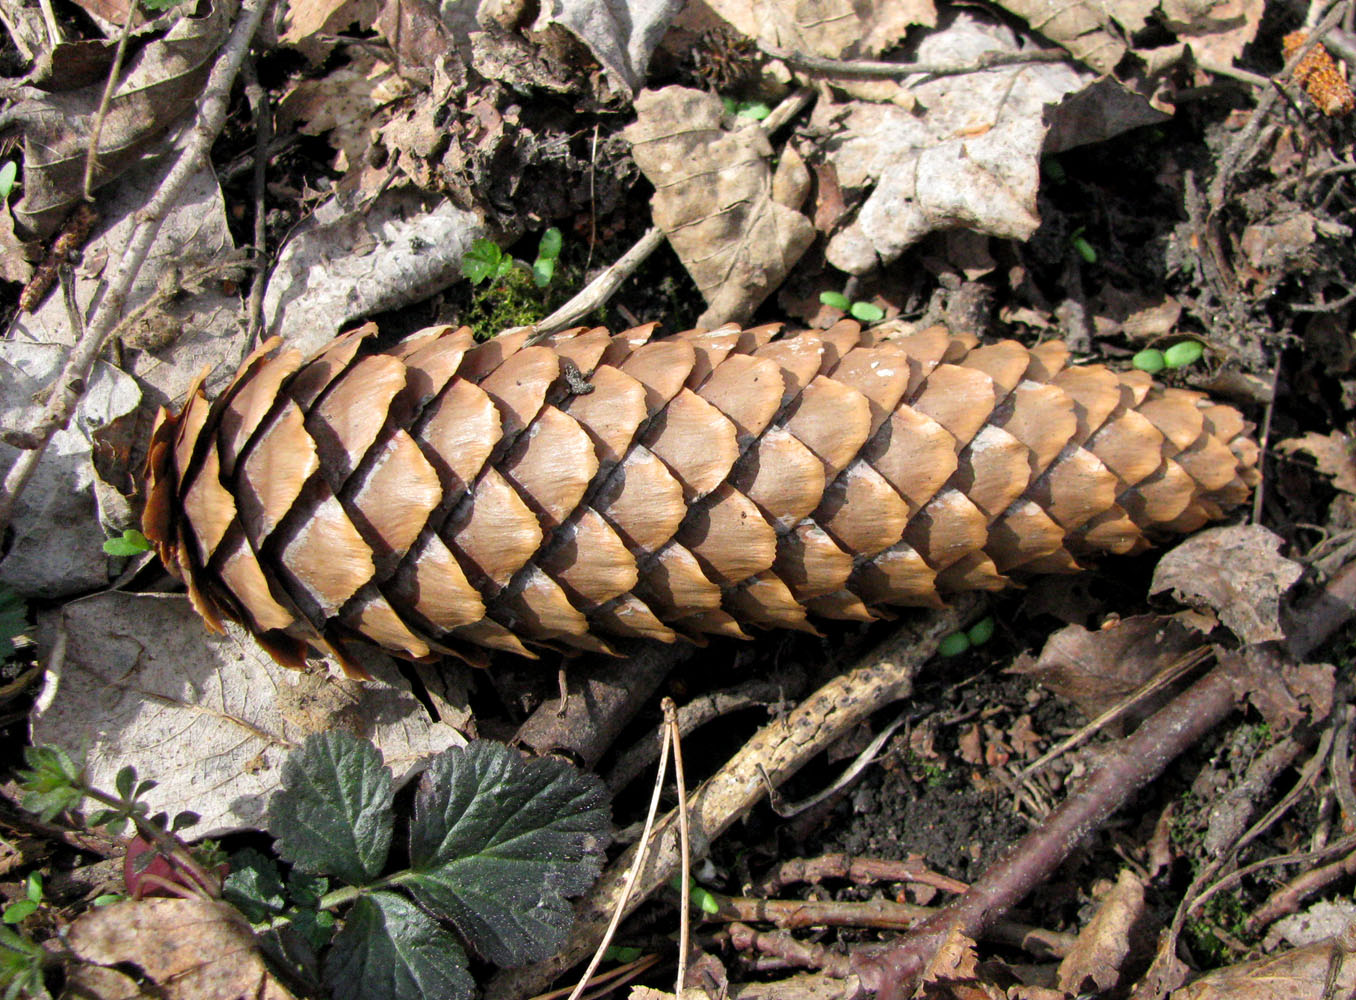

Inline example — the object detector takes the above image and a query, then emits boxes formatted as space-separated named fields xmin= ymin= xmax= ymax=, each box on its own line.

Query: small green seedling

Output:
xmin=669 ymin=876 xmax=721 ymax=914
xmin=938 ymin=632 xmax=971 ymax=657
xmin=2 ymin=875 xmax=42 ymax=925
xmin=721 ymin=97 xmax=771 ymax=120
xmin=532 ymin=227 xmax=563 ymax=288
xmin=966 ymin=617 xmax=995 ymax=647
xmin=460 ymin=238 xmax=516 ymax=286
xmin=1070 ymin=228 xmax=1097 ymax=264
xmin=819 ymin=291 xmax=885 ymax=323
xmin=603 ymin=946 xmax=644 ymax=963
xmin=0 ymin=162 xmax=16 ymax=202
xmin=1132 ymin=349 xmax=1166 ymax=374
xmin=1162 ymin=340 xmax=1204 ymax=368
xmin=103 ymin=529 xmax=152 ymax=557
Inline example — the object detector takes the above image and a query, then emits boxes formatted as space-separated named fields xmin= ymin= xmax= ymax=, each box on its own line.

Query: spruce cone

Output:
xmin=143 ymin=320 xmax=1259 ymax=674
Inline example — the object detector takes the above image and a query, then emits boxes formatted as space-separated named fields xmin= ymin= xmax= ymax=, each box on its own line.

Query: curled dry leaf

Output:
xmin=1149 ymin=525 xmax=1302 ymax=644
xmin=1276 ymin=431 xmax=1356 ymax=495
xmin=1057 ymin=870 xmax=1152 ymax=996
xmin=988 ymin=0 xmax=1156 ymax=73
xmin=1158 ymin=0 xmax=1265 ymax=70
xmin=1169 ymin=933 xmax=1356 ymax=999
xmin=0 ymin=0 xmax=232 ymax=239
xmin=1218 ymin=646 xmax=1333 ymax=733
xmin=31 ymin=593 xmax=469 ymax=836
xmin=1012 ymin=616 xmax=1200 ymax=725
xmin=698 ymin=0 xmax=934 ymax=58
xmin=66 ymin=897 xmax=295 ymax=1000
xmin=623 ymin=86 xmax=815 ymax=326
xmin=532 ymin=0 xmax=686 ymax=93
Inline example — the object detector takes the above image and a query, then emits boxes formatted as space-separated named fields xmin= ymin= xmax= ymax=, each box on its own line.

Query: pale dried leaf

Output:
xmin=1090 ymin=287 xmax=1182 ymax=341
xmin=0 ymin=200 xmax=34 ymax=285
xmin=262 ymin=189 xmax=486 ymax=357
xmin=276 ymin=52 xmax=410 ymax=172
xmin=1271 ymin=901 xmax=1356 ymax=949
xmin=821 ymin=17 xmax=1093 ymax=274
xmin=1159 ymin=0 xmax=1265 ymax=70
xmin=31 ymin=593 xmax=469 ymax=836
xmin=1276 ymin=432 xmax=1356 ymax=495
xmin=3 ymin=1 xmax=232 ymax=239
xmin=13 ymin=163 xmax=243 ymax=403
xmin=67 ymin=898 xmax=296 ymax=1000
xmin=1058 ymin=870 xmax=1150 ymax=996
xmin=989 ymin=0 xmax=1152 ymax=73
xmin=1170 ymin=935 xmax=1356 ymax=999
xmin=0 ymin=345 xmax=140 ymax=598
xmin=1219 ymin=646 xmax=1334 ymax=733
xmin=1011 ymin=616 xmax=1199 ymax=725
xmin=1149 ymin=525 xmax=1302 ymax=644
xmin=701 ymin=0 xmax=934 ymax=58
xmin=281 ymin=0 xmax=380 ymax=62
xmin=622 ymin=86 xmax=815 ymax=326
xmin=532 ymin=0 xmax=686 ymax=93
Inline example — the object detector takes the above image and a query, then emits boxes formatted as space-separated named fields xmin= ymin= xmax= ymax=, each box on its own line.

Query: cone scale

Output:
xmin=143 ymin=320 xmax=1259 ymax=675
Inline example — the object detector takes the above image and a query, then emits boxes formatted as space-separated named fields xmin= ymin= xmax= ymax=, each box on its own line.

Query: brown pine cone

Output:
xmin=143 ymin=320 xmax=1259 ymax=674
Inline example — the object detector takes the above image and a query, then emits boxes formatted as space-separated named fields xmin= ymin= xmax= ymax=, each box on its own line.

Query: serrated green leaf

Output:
xmin=818 ymin=291 xmax=850 ymax=310
xmin=460 ymin=239 xmax=504 ymax=285
xmin=266 ymin=733 xmax=394 ymax=887
xmin=849 ymin=301 xmax=884 ymax=322
xmin=287 ymin=870 xmax=328 ymax=907
xmin=405 ymin=740 xmax=608 ymax=967
xmin=0 ymin=162 xmax=16 ymax=201
xmin=224 ymin=849 xmax=288 ymax=923
xmin=323 ymin=892 xmax=472 ymax=1000
xmin=537 ymin=227 xmax=563 ymax=261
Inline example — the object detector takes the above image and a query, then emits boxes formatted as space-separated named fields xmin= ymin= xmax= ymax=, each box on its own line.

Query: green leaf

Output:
xmin=323 ymin=892 xmax=472 ymax=1000
xmin=966 ymin=617 xmax=995 ymax=646
xmin=938 ymin=632 xmax=971 ymax=657
xmin=114 ymin=766 xmax=137 ymax=801
xmin=537 ymin=227 xmax=563 ymax=261
xmin=404 ymin=741 xmax=609 ymax=967
xmin=171 ymin=811 xmax=199 ymax=832
xmin=1 ymin=902 xmax=35 ymax=925
xmin=0 ymin=162 xmax=16 ymax=201
xmin=286 ymin=870 xmax=328 ymax=908
xmin=91 ymin=894 xmax=123 ymax=907
xmin=0 ymin=590 xmax=25 ymax=661
xmin=1163 ymin=340 xmax=1204 ymax=368
xmin=140 ymin=0 xmax=186 ymax=11
xmin=735 ymin=100 xmax=771 ymax=120
xmin=1132 ymin=349 xmax=1166 ymax=374
xmin=819 ymin=291 xmax=850 ymax=310
xmin=531 ymin=256 xmax=556 ymax=288
xmin=103 ymin=529 xmax=152 ymax=556
xmin=291 ymin=906 xmax=337 ymax=951
xmin=604 ymin=945 xmax=643 ymax=962
xmin=23 ymin=876 xmax=39 ymax=906
xmin=460 ymin=239 xmax=504 ymax=286
xmin=266 ymin=733 xmax=394 ymax=887
xmin=1070 ymin=234 xmax=1097 ymax=263
xmin=849 ymin=301 xmax=885 ymax=322
xmin=0 ymin=924 xmax=46 ymax=1000
xmin=224 ymin=849 xmax=288 ymax=923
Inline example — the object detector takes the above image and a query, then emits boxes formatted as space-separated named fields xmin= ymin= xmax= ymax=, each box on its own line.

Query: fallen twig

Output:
xmin=758 ymin=44 xmax=1069 ymax=79
xmin=754 ymin=854 xmax=967 ymax=898
xmin=0 ymin=0 xmax=270 ymax=539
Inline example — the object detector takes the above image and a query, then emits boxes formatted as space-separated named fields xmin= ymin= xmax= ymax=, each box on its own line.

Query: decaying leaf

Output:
xmin=1170 ymin=933 xmax=1356 ymax=999
xmin=0 ymin=345 xmax=141 ymax=598
xmin=1149 ymin=525 xmax=1302 ymax=644
xmin=1013 ymin=616 xmax=1200 ymax=724
xmin=1218 ymin=646 xmax=1334 ymax=732
xmin=262 ymin=189 xmax=487 ymax=356
xmin=989 ymin=0 xmax=1156 ymax=73
xmin=819 ymin=17 xmax=1096 ymax=274
xmin=697 ymin=0 xmax=934 ymax=58
xmin=1277 ymin=431 xmax=1356 ymax=495
xmin=31 ymin=593 xmax=470 ymax=836
xmin=281 ymin=0 xmax=379 ymax=62
xmin=276 ymin=51 xmax=411 ymax=174
xmin=66 ymin=897 xmax=295 ymax=1000
xmin=1058 ymin=870 xmax=1151 ymax=996
xmin=531 ymin=0 xmax=686 ymax=93
xmin=1158 ymin=0 xmax=1265 ymax=70
xmin=623 ymin=86 xmax=815 ymax=325
xmin=1 ymin=0 xmax=233 ymax=239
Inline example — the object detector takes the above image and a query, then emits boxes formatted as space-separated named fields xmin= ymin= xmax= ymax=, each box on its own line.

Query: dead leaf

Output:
xmin=531 ymin=0 xmax=686 ymax=93
xmin=1277 ymin=432 xmax=1356 ymax=495
xmin=1170 ymin=933 xmax=1356 ymax=999
xmin=0 ymin=345 xmax=140 ymax=598
xmin=2 ymin=1 xmax=232 ymax=239
xmin=1218 ymin=646 xmax=1334 ymax=733
xmin=262 ymin=189 xmax=487 ymax=356
xmin=622 ymin=86 xmax=815 ymax=326
xmin=1270 ymin=901 xmax=1356 ymax=950
xmin=1240 ymin=214 xmax=1317 ymax=271
xmin=1090 ymin=287 xmax=1183 ymax=341
xmin=1149 ymin=525 xmax=1302 ymax=644
xmin=66 ymin=897 xmax=295 ymax=1000
xmin=1058 ymin=870 xmax=1152 ymax=996
xmin=990 ymin=0 xmax=1156 ymax=73
xmin=1012 ymin=616 xmax=1200 ymax=725
xmin=281 ymin=0 xmax=379 ymax=62
xmin=698 ymin=0 xmax=934 ymax=59
xmin=276 ymin=51 xmax=411 ymax=173
xmin=31 ymin=592 xmax=470 ymax=836
xmin=819 ymin=16 xmax=1093 ymax=274
xmin=1159 ymin=0 xmax=1265 ymax=70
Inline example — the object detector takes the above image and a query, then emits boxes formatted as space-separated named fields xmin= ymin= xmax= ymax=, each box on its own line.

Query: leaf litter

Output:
xmin=2 ymin=0 xmax=1355 ymax=994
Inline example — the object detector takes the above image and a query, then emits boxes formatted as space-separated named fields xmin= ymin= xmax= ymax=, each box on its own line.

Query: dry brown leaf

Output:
xmin=276 ymin=51 xmax=410 ymax=173
xmin=1159 ymin=0 xmax=1265 ymax=70
xmin=697 ymin=0 xmax=934 ymax=58
xmin=1058 ymin=870 xmax=1151 ymax=996
xmin=1090 ymin=287 xmax=1183 ymax=341
xmin=281 ymin=0 xmax=379 ymax=62
xmin=66 ymin=897 xmax=296 ymax=1000
xmin=1170 ymin=933 xmax=1356 ymax=999
xmin=622 ymin=86 xmax=815 ymax=326
xmin=1219 ymin=646 xmax=1334 ymax=733
xmin=1 ymin=1 xmax=231 ymax=239
xmin=1012 ymin=616 xmax=1199 ymax=725
xmin=1149 ymin=525 xmax=1302 ymax=644
xmin=989 ymin=0 xmax=1155 ymax=73
xmin=1277 ymin=431 xmax=1356 ymax=495
xmin=531 ymin=0 xmax=686 ymax=93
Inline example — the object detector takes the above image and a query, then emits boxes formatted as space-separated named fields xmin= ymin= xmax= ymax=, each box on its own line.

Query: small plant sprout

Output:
xmin=532 ymin=227 xmax=563 ymax=288
xmin=103 ymin=528 xmax=152 ymax=556
xmin=818 ymin=290 xmax=885 ymax=323
xmin=720 ymin=96 xmax=771 ymax=120
xmin=1133 ymin=340 xmax=1204 ymax=374
xmin=1070 ymin=227 xmax=1097 ymax=264
xmin=938 ymin=631 xmax=972 ymax=657
xmin=460 ymin=238 xmax=515 ymax=286
xmin=1132 ymin=349 xmax=1166 ymax=374
xmin=966 ymin=617 xmax=996 ymax=647
xmin=2 ymin=875 xmax=42 ymax=925
xmin=0 ymin=161 xmax=16 ymax=202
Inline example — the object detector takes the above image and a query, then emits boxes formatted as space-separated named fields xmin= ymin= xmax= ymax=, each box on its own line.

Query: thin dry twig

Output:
xmin=667 ymin=698 xmax=692 ymax=997
xmin=83 ymin=0 xmax=140 ymax=202
xmin=754 ymin=854 xmax=968 ymax=898
xmin=240 ymin=56 xmax=272 ymax=348
xmin=0 ymin=0 xmax=271 ymax=539
xmin=758 ymin=43 xmax=1069 ymax=79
